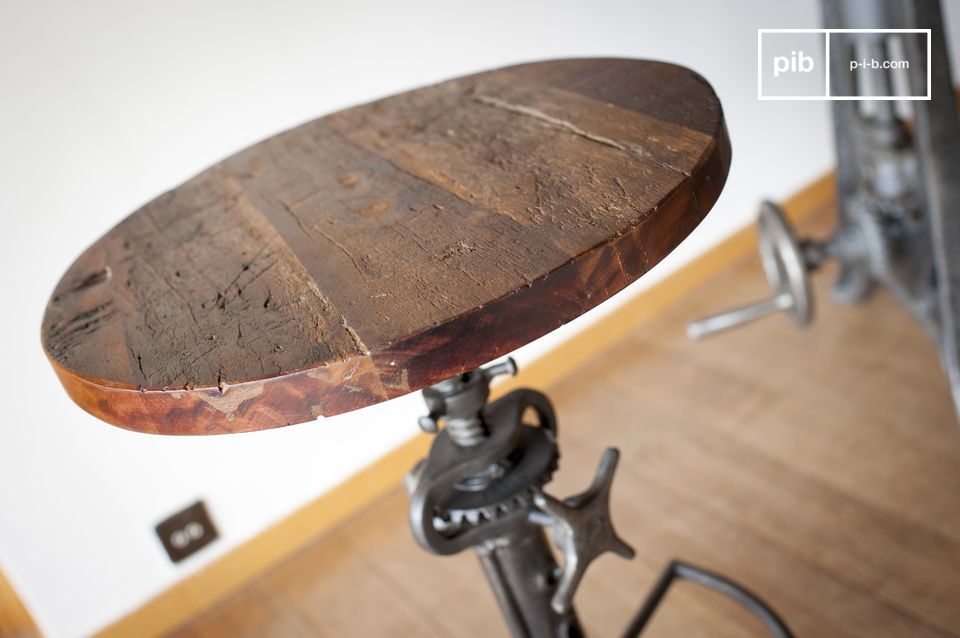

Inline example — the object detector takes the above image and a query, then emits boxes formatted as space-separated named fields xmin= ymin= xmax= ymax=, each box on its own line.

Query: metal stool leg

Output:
xmin=621 ymin=560 xmax=795 ymax=638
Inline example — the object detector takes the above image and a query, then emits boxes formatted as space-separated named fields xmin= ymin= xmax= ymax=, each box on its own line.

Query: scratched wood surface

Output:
xmin=167 ymin=201 xmax=960 ymax=638
xmin=41 ymin=58 xmax=730 ymax=435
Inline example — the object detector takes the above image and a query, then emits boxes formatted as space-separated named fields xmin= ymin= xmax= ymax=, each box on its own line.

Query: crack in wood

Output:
xmin=474 ymin=94 xmax=692 ymax=178
xmin=313 ymin=224 xmax=369 ymax=282
xmin=52 ymin=267 xmax=111 ymax=302
xmin=341 ymin=315 xmax=370 ymax=355
xmin=277 ymin=197 xmax=316 ymax=240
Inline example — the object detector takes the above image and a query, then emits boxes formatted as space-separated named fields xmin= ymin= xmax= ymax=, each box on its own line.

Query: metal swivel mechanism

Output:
xmin=405 ymin=359 xmax=794 ymax=638
xmin=405 ymin=358 xmax=633 ymax=636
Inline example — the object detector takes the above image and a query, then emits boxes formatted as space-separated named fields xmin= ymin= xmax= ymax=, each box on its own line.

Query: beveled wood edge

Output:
xmin=47 ymin=353 xmax=391 ymax=435
xmin=50 ymin=123 xmax=730 ymax=435
xmin=92 ymin=172 xmax=837 ymax=638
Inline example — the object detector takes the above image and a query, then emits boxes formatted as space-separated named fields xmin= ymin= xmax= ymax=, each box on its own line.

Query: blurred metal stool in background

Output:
xmin=690 ymin=0 xmax=960 ymax=420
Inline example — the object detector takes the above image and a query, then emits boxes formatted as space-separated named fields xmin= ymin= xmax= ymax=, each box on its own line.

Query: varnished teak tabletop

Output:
xmin=42 ymin=58 xmax=731 ymax=434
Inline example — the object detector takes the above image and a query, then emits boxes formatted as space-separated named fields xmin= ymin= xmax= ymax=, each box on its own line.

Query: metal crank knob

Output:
xmin=532 ymin=448 xmax=635 ymax=614
xmin=483 ymin=357 xmax=518 ymax=381
xmin=687 ymin=201 xmax=814 ymax=339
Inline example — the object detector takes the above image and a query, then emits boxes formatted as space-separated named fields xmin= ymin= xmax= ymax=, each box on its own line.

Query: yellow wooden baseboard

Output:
xmin=0 ymin=566 xmax=41 ymax=638
xmin=83 ymin=172 xmax=832 ymax=637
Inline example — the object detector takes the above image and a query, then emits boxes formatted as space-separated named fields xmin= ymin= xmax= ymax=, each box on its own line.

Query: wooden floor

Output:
xmin=169 ymin=202 xmax=960 ymax=638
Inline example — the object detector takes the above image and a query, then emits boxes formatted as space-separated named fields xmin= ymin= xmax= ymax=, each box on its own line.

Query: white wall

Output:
xmin=2 ymin=1 xmax=957 ymax=635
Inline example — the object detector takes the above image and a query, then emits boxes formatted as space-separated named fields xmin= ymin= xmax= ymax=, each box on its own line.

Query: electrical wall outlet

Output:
xmin=155 ymin=500 xmax=218 ymax=563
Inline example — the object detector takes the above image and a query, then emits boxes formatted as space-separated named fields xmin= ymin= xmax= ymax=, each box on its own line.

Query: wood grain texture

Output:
xmin=42 ymin=58 xmax=730 ymax=435
xmin=167 ymin=200 xmax=960 ymax=638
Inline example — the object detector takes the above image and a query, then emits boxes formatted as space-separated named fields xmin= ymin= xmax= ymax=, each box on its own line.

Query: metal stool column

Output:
xmin=405 ymin=359 xmax=795 ymax=638
xmin=405 ymin=359 xmax=632 ymax=637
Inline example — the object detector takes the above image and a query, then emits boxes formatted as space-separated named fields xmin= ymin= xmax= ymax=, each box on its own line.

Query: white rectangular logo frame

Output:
xmin=757 ymin=28 xmax=932 ymax=101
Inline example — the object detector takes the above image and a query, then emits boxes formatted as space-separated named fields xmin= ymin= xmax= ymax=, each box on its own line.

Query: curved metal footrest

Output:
xmin=621 ymin=560 xmax=794 ymax=638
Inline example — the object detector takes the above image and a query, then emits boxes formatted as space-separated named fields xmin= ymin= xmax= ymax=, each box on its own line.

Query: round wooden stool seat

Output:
xmin=42 ymin=58 xmax=731 ymax=434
